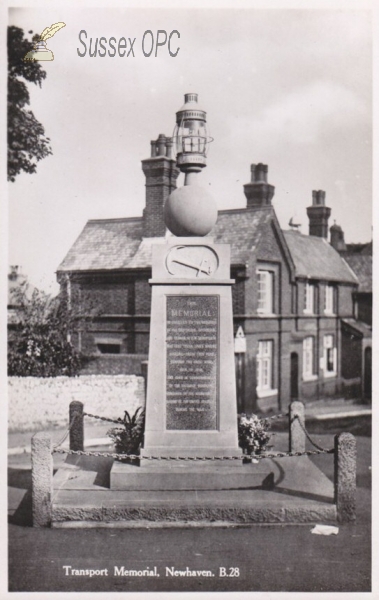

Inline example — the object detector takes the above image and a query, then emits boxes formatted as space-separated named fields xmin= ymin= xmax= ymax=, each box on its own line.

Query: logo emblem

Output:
xmin=24 ymin=22 xmax=66 ymax=62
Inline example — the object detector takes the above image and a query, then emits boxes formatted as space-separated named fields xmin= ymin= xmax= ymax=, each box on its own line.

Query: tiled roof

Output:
xmin=211 ymin=207 xmax=273 ymax=264
xmin=58 ymin=218 xmax=143 ymax=271
xmin=360 ymin=241 xmax=373 ymax=256
xmin=342 ymin=254 xmax=372 ymax=292
xmin=345 ymin=241 xmax=372 ymax=255
xmin=58 ymin=209 xmax=359 ymax=286
xmin=342 ymin=318 xmax=372 ymax=338
xmin=57 ymin=208 xmax=274 ymax=272
xmin=283 ymin=230 xmax=358 ymax=284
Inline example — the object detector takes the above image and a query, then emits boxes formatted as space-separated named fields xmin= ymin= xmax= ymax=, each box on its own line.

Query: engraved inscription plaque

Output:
xmin=166 ymin=295 xmax=219 ymax=430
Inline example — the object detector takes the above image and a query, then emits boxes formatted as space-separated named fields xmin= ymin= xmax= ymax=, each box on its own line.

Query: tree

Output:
xmin=8 ymin=26 xmax=52 ymax=182
xmin=8 ymin=280 xmax=84 ymax=377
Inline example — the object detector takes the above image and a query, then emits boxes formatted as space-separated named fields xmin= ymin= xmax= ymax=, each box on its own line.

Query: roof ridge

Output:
xmin=88 ymin=216 xmax=143 ymax=224
xmin=218 ymin=206 xmax=273 ymax=215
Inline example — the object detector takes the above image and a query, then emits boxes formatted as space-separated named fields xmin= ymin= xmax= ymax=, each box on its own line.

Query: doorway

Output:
xmin=364 ymin=346 xmax=371 ymax=401
xmin=290 ymin=352 xmax=299 ymax=399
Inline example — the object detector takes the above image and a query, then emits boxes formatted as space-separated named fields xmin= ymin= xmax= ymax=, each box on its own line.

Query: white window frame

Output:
xmin=256 ymin=340 xmax=278 ymax=397
xmin=324 ymin=284 xmax=336 ymax=315
xmin=302 ymin=336 xmax=317 ymax=381
xmin=304 ymin=282 xmax=315 ymax=314
xmin=322 ymin=334 xmax=337 ymax=378
xmin=257 ymin=270 xmax=274 ymax=315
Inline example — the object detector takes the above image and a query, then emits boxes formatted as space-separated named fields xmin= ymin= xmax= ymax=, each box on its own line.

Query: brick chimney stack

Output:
xmin=243 ymin=163 xmax=275 ymax=207
xmin=142 ymin=134 xmax=180 ymax=238
xmin=330 ymin=221 xmax=347 ymax=252
xmin=306 ymin=190 xmax=331 ymax=238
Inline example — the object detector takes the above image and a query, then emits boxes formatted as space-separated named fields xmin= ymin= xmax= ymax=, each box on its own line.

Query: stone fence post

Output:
xmin=69 ymin=400 xmax=84 ymax=451
xmin=334 ymin=432 xmax=357 ymax=522
xmin=289 ymin=401 xmax=305 ymax=453
xmin=31 ymin=432 xmax=53 ymax=527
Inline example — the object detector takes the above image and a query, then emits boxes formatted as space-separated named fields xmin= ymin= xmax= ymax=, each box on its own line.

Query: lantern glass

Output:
xmin=174 ymin=118 xmax=208 ymax=157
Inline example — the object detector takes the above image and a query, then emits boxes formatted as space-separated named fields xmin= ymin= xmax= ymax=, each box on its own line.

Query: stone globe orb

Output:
xmin=164 ymin=185 xmax=218 ymax=237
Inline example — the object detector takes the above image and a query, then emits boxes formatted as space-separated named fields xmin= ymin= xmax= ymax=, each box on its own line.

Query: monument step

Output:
xmin=51 ymin=454 xmax=336 ymax=526
xmin=110 ymin=460 xmax=275 ymax=491
xmin=52 ymin=487 xmax=336 ymax=525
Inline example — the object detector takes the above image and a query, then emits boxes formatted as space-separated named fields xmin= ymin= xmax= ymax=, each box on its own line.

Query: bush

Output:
xmin=8 ymin=280 xmax=85 ymax=377
xmin=107 ymin=409 xmax=271 ymax=460
xmin=238 ymin=413 xmax=272 ymax=455
xmin=107 ymin=407 xmax=145 ymax=461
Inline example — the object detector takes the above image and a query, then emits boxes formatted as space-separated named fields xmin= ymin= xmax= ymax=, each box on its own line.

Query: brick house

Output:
xmin=329 ymin=226 xmax=372 ymax=400
xmin=57 ymin=134 xmax=370 ymax=412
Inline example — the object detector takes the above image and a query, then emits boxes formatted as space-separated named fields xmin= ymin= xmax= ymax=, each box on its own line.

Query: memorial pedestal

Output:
xmin=110 ymin=237 xmax=242 ymax=490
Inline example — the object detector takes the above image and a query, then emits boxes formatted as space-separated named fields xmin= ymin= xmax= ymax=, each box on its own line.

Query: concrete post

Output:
xmin=334 ymin=432 xmax=357 ymax=522
xmin=69 ymin=400 xmax=84 ymax=451
xmin=141 ymin=361 xmax=149 ymax=400
xmin=289 ymin=401 xmax=306 ymax=452
xmin=31 ymin=432 xmax=53 ymax=527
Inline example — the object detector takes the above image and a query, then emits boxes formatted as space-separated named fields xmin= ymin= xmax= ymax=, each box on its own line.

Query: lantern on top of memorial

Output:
xmin=165 ymin=93 xmax=218 ymax=237
xmin=172 ymin=93 xmax=213 ymax=185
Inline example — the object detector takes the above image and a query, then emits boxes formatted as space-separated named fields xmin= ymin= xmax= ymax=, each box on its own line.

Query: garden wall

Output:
xmin=8 ymin=375 xmax=145 ymax=433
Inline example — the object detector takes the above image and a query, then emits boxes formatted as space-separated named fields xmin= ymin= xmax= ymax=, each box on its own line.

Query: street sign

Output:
xmin=234 ymin=326 xmax=246 ymax=353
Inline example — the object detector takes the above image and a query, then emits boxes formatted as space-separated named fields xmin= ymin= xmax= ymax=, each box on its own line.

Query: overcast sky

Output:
xmin=8 ymin=7 xmax=372 ymax=294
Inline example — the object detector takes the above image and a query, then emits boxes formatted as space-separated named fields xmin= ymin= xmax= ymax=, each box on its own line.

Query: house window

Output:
xmin=257 ymin=270 xmax=274 ymax=314
xmin=256 ymin=340 xmax=277 ymax=397
xmin=304 ymin=283 xmax=315 ymax=314
xmin=303 ymin=336 xmax=317 ymax=381
xmin=97 ymin=343 xmax=121 ymax=354
xmin=324 ymin=284 xmax=336 ymax=315
xmin=323 ymin=334 xmax=337 ymax=377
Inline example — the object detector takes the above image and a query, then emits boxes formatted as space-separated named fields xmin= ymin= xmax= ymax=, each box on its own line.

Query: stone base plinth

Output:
xmin=51 ymin=454 xmax=337 ymax=527
xmin=110 ymin=460 xmax=269 ymax=491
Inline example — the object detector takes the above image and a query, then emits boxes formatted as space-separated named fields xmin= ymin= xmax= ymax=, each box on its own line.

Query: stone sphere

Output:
xmin=164 ymin=185 xmax=218 ymax=237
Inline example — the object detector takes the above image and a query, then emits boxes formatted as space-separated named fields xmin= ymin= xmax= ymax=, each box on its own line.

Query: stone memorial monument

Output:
xmin=32 ymin=94 xmax=348 ymax=528
xmin=111 ymin=93 xmax=243 ymax=490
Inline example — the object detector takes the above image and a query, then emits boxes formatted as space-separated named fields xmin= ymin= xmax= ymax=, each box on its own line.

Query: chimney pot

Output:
xmin=250 ymin=163 xmax=268 ymax=183
xmin=330 ymin=221 xmax=347 ymax=252
xmin=165 ymin=137 xmax=173 ymax=159
xmin=244 ymin=164 xmax=274 ymax=207
xmin=142 ymin=135 xmax=180 ymax=237
xmin=312 ymin=190 xmax=326 ymax=206
xmin=307 ymin=190 xmax=330 ymax=238
xmin=157 ymin=134 xmax=166 ymax=157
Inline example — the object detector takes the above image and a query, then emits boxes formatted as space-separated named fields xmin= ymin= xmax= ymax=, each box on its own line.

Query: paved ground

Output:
xmin=8 ymin=412 xmax=372 ymax=593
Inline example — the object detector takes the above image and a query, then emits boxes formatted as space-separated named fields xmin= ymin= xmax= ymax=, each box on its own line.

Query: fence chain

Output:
xmin=266 ymin=412 xmax=289 ymax=421
xmin=53 ymin=412 xmax=79 ymax=450
xmin=53 ymin=447 xmax=333 ymax=460
xmin=293 ymin=414 xmax=331 ymax=452
xmin=83 ymin=412 xmax=123 ymax=425
xmin=84 ymin=411 xmax=288 ymax=426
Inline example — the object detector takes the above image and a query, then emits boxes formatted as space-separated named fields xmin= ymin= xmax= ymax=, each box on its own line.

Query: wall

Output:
xmin=338 ymin=284 xmax=355 ymax=317
xmin=8 ymin=375 xmax=145 ymax=433
xmin=80 ymin=354 xmax=148 ymax=375
xmin=356 ymin=293 xmax=372 ymax=326
xmin=341 ymin=328 xmax=361 ymax=380
xmin=69 ymin=273 xmax=152 ymax=356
